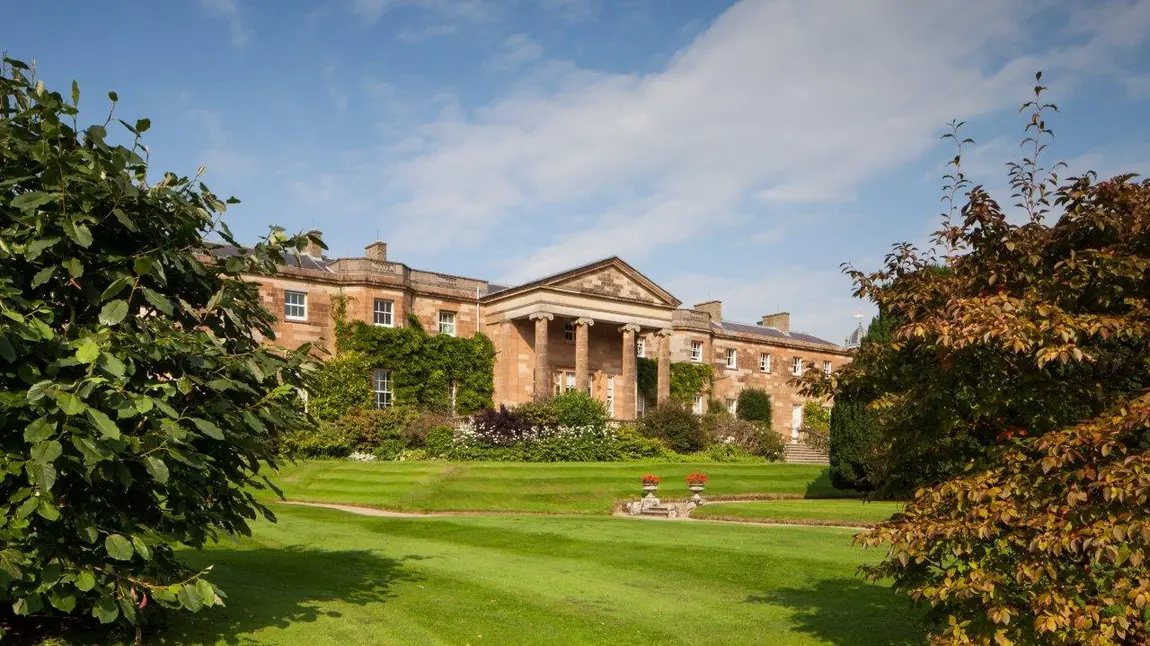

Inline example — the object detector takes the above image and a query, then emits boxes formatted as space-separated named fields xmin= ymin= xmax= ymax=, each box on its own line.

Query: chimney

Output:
xmin=694 ymin=300 xmax=722 ymax=323
xmin=302 ymin=230 xmax=324 ymax=258
xmin=365 ymin=241 xmax=388 ymax=262
xmin=760 ymin=312 xmax=790 ymax=333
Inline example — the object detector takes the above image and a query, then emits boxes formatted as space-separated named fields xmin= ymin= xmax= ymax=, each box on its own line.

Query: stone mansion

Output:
xmin=230 ymin=233 xmax=853 ymax=440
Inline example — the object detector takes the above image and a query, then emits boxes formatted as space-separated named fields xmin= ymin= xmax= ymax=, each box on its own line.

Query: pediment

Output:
xmin=545 ymin=259 xmax=679 ymax=307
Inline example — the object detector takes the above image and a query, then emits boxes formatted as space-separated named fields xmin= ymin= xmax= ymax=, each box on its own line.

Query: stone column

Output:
xmin=529 ymin=312 xmax=553 ymax=400
xmin=618 ymin=324 xmax=641 ymax=420
xmin=574 ymin=317 xmax=595 ymax=393
xmin=656 ymin=329 xmax=672 ymax=404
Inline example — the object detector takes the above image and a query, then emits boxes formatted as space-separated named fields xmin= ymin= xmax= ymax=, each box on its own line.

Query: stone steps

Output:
xmin=784 ymin=443 xmax=829 ymax=465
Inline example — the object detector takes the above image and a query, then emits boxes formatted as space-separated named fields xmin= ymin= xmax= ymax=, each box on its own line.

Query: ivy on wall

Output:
xmin=636 ymin=357 xmax=714 ymax=406
xmin=309 ymin=297 xmax=495 ymax=420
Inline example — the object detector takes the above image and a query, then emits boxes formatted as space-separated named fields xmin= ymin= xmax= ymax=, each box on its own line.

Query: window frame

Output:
xmin=636 ymin=338 xmax=645 ymax=358
xmin=792 ymin=356 xmax=803 ymax=376
xmin=438 ymin=311 xmax=457 ymax=337
xmin=606 ymin=376 xmax=615 ymax=418
xmin=372 ymin=368 xmax=393 ymax=409
xmin=564 ymin=320 xmax=576 ymax=343
xmin=692 ymin=393 xmax=704 ymax=415
xmin=760 ymin=353 xmax=772 ymax=374
xmin=283 ymin=290 xmax=307 ymax=321
xmin=823 ymin=360 xmax=832 ymax=376
xmin=372 ymin=298 xmax=394 ymax=327
xmin=725 ymin=348 xmax=738 ymax=369
xmin=690 ymin=340 xmax=703 ymax=363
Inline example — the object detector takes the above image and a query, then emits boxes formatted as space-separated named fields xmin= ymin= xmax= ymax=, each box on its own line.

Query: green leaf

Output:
xmin=16 ymin=497 xmax=38 ymax=520
xmin=93 ymin=594 xmax=119 ymax=624
xmin=142 ymin=288 xmax=173 ymax=315
xmin=76 ymin=339 xmax=100 ymax=364
xmin=23 ymin=418 xmax=54 ymax=443
xmin=27 ymin=462 xmax=56 ymax=491
xmin=10 ymin=191 xmax=57 ymax=210
xmin=144 ymin=456 xmax=169 ymax=484
xmin=133 ymin=256 xmax=153 ymax=276
xmin=55 ymin=392 xmax=86 ymax=416
xmin=24 ymin=237 xmax=60 ymax=261
xmin=131 ymin=536 xmax=152 ymax=561
xmin=135 ymin=118 xmax=151 ymax=133
xmin=100 ymin=277 xmax=129 ymax=300
xmin=112 ymin=208 xmax=137 ymax=231
xmin=27 ymin=380 xmax=53 ymax=402
xmin=108 ymin=91 xmax=118 ymax=102
xmin=86 ymin=408 xmax=121 ymax=440
xmin=71 ymin=79 xmax=80 ymax=105
xmin=99 ymin=354 xmax=126 ymax=378
xmin=48 ymin=589 xmax=76 ymax=612
xmin=75 ymin=571 xmax=96 ymax=592
xmin=63 ymin=218 xmax=94 ymax=248
xmin=104 ymin=534 xmax=134 ymax=561
xmin=30 ymin=440 xmax=62 ymax=464
xmin=36 ymin=499 xmax=60 ymax=521
xmin=177 ymin=583 xmax=203 ymax=612
xmin=64 ymin=257 xmax=84 ymax=278
xmin=195 ymin=578 xmax=220 ymax=607
xmin=190 ymin=418 xmax=224 ymax=440
xmin=0 ymin=337 xmax=14 ymax=362
xmin=133 ymin=397 xmax=154 ymax=414
xmin=99 ymin=300 xmax=129 ymax=326
xmin=31 ymin=266 xmax=56 ymax=288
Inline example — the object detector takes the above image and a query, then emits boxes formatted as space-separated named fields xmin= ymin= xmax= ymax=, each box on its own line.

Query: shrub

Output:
xmin=700 ymin=443 xmax=760 ymax=462
xmin=400 ymin=409 xmax=453 ymax=449
xmin=550 ymin=390 xmax=609 ymax=428
xmin=279 ymin=425 xmax=352 ymax=459
xmin=0 ymin=60 xmax=314 ymax=637
xmin=372 ymin=439 xmax=406 ymax=461
xmin=516 ymin=398 xmax=559 ymax=429
xmin=333 ymin=407 xmax=417 ymax=452
xmin=827 ymin=398 xmax=880 ymax=491
xmin=639 ymin=403 xmax=707 ymax=453
xmin=704 ymin=415 xmax=782 ymax=460
xmin=425 ymin=425 xmax=454 ymax=458
xmin=755 ymin=427 xmax=787 ymax=462
xmin=469 ymin=405 xmax=532 ymax=446
xmin=308 ymin=351 xmax=373 ymax=421
xmin=736 ymin=389 xmax=773 ymax=427
xmin=614 ymin=425 xmax=672 ymax=460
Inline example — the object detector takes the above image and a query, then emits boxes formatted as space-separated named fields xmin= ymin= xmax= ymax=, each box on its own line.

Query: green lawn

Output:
xmin=151 ymin=505 xmax=921 ymax=645
xmin=261 ymin=461 xmax=854 ymax=514
xmin=692 ymin=499 xmax=904 ymax=525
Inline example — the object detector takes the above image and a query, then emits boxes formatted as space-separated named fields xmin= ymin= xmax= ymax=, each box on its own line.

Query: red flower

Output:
xmin=641 ymin=474 xmax=660 ymax=485
xmin=686 ymin=472 xmax=708 ymax=485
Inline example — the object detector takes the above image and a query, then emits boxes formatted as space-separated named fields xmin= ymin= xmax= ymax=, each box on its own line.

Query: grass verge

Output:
xmin=691 ymin=499 xmax=904 ymax=526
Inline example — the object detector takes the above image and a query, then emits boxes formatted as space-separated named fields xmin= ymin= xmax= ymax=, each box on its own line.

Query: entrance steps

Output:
xmin=784 ymin=443 xmax=829 ymax=465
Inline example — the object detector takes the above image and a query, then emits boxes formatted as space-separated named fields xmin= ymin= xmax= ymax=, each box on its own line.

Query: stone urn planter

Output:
xmin=688 ymin=483 xmax=705 ymax=505
xmin=686 ymin=473 xmax=708 ymax=507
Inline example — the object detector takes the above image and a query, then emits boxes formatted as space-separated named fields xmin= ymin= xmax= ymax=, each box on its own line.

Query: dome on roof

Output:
xmin=844 ymin=321 xmax=864 ymax=348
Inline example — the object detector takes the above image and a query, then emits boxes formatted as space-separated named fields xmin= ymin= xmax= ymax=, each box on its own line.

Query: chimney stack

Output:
xmin=365 ymin=241 xmax=388 ymax=262
xmin=694 ymin=300 xmax=722 ymax=323
xmin=760 ymin=312 xmax=790 ymax=333
xmin=302 ymin=230 xmax=324 ymax=258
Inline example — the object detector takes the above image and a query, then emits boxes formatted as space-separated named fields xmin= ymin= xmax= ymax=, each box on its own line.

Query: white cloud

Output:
xmin=186 ymin=109 xmax=257 ymax=177
xmin=396 ymin=23 xmax=459 ymax=43
xmin=488 ymin=34 xmax=545 ymax=71
xmin=354 ymin=0 xmax=1148 ymax=297
xmin=199 ymin=0 xmax=251 ymax=47
xmin=351 ymin=0 xmax=493 ymax=24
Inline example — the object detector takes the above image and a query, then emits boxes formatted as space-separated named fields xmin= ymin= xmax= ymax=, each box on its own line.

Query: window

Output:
xmin=791 ymin=404 xmax=803 ymax=441
xmin=564 ymin=321 xmax=576 ymax=343
xmin=606 ymin=376 xmax=615 ymax=417
xmin=760 ymin=353 xmax=772 ymax=374
xmin=566 ymin=373 xmax=576 ymax=393
xmin=373 ymin=369 xmax=393 ymax=409
xmin=725 ymin=348 xmax=738 ymax=369
xmin=792 ymin=356 xmax=803 ymax=376
xmin=692 ymin=394 xmax=704 ymax=415
xmin=636 ymin=390 xmax=646 ymax=418
xmin=823 ymin=360 xmax=832 ymax=376
xmin=727 ymin=398 xmax=737 ymax=415
xmin=284 ymin=290 xmax=307 ymax=321
xmin=690 ymin=341 xmax=703 ymax=362
xmin=636 ymin=338 xmax=646 ymax=358
xmin=438 ymin=311 xmax=456 ymax=336
xmin=373 ymin=299 xmax=394 ymax=327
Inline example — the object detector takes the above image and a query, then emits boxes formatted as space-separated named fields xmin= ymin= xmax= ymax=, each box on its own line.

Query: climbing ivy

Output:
xmin=310 ymin=298 xmax=495 ymax=419
xmin=635 ymin=357 xmax=713 ymax=405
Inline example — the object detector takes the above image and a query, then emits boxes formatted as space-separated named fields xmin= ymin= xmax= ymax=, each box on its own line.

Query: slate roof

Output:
xmin=716 ymin=319 xmax=840 ymax=349
xmin=206 ymin=243 xmax=335 ymax=272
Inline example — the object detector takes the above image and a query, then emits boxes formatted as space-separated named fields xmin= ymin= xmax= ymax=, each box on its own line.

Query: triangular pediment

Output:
xmin=484 ymin=257 xmax=681 ymax=307
xmin=545 ymin=258 xmax=680 ymax=306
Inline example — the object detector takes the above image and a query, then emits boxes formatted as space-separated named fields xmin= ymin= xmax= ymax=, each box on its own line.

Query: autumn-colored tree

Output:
xmin=840 ymin=75 xmax=1150 ymax=644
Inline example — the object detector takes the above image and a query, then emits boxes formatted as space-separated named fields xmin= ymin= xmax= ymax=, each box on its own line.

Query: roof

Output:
xmin=206 ymin=243 xmax=334 ymax=272
xmin=716 ymin=319 xmax=841 ymax=349
xmin=480 ymin=256 xmax=681 ymax=307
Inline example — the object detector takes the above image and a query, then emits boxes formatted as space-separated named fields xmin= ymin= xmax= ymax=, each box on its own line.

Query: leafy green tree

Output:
xmin=826 ymin=399 xmax=880 ymax=491
xmin=735 ymin=388 xmax=772 ymax=428
xmin=852 ymin=76 xmax=1150 ymax=644
xmin=0 ymin=59 xmax=314 ymax=640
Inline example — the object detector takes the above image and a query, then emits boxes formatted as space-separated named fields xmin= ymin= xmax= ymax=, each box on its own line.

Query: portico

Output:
xmin=481 ymin=258 xmax=682 ymax=419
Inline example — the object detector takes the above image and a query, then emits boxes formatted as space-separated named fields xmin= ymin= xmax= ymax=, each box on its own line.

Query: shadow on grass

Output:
xmin=153 ymin=546 xmax=422 ymax=645
xmin=803 ymin=469 xmax=863 ymax=499
xmin=746 ymin=577 xmax=924 ymax=646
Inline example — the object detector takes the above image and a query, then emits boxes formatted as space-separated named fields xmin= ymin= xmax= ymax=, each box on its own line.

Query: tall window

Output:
xmin=791 ymin=404 xmax=803 ymax=441
xmin=690 ymin=341 xmax=703 ymax=362
xmin=606 ymin=376 xmax=615 ymax=417
xmin=564 ymin=321 xmax=576 ymax=343
xmin=692 ymin=393 xmax=704 ymax=415
xmin=373 ymin=369 xmax=393 ymax=409
xmin=760 ymin=353 xmax=772 ymax=373
xmin=792 ymin=356 xmax=803 ymax=376
xmin=438 ymin=311 xmax=456 ymax=336
xmin=727 ymin=398 xmax=737 ymax=414
xmin=636 ymin=338 xmax=646 ymax=358
xmin=636 ymin=388 xmax=645 ymax=417
xmin=725 ymin=348 xmax=738 ymax=369
xmin=284 ymin=290 xmax=307 ymax=321
xmin=373 ymin=299 xmax=393 ymax=326
xmin=823 ymin=360 xmax=832 ymax=375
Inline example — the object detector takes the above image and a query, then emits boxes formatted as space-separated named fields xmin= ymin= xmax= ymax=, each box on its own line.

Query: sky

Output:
xmin=4 ymin=0 xmax=1150 ymax=343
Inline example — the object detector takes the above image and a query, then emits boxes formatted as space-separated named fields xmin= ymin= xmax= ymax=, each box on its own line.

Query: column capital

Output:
xmin=574 ymin=317 xmax=595 ymax=327
xmin=619 ymin=323 xmax=642 ymax=334
xmin=528 ymin=312 xmax=554 ymax=321
xmin=654 ymin=328 xmax=674 ymax=337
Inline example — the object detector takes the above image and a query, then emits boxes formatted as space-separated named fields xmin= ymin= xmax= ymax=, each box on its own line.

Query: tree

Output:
xmin=0 ymin=58 xmax=315 ymax=641
xmin=826 ymin=399 xmax=880 ymax=491
xmin=735 ymin=388 xmax=772 ymax=428
xmin=849 ymin=75 xmax=1150 ymax=644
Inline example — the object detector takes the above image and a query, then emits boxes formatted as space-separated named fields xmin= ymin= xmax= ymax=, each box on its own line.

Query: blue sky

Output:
xmin=4 ymin=0 xmax=1150 ymax=342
